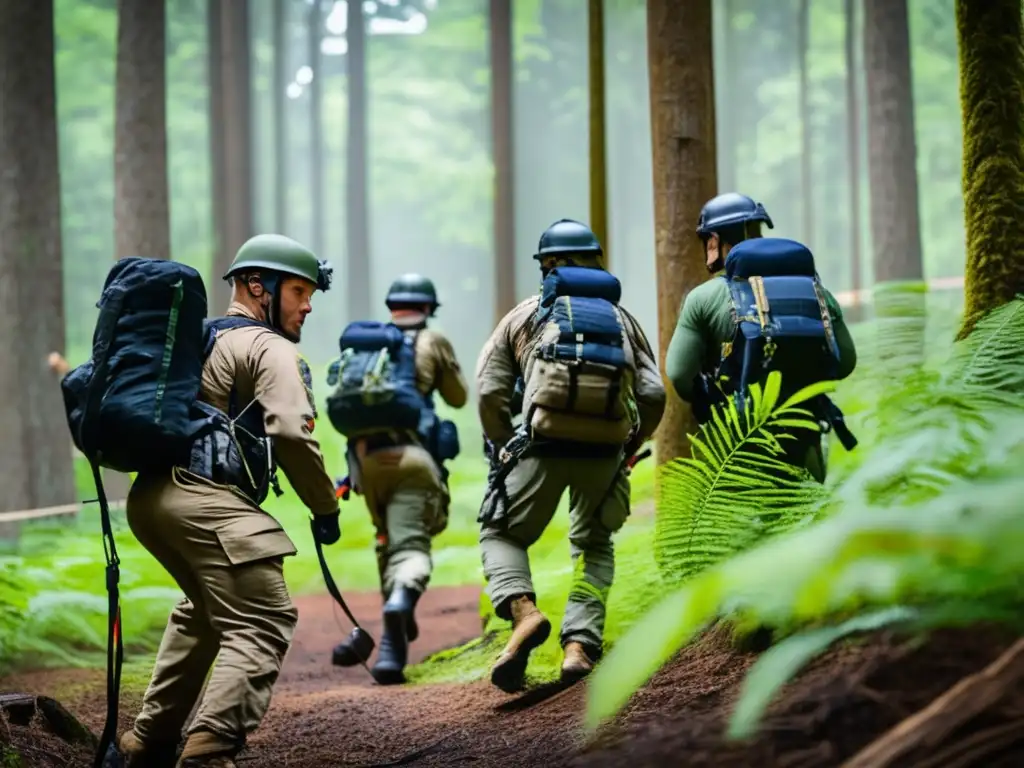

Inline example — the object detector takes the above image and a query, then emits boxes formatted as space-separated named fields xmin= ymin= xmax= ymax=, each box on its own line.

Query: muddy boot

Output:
xmin=176 ymin=730 xmax=239 ymax=768
xmin=490 ymin=595 xmax=551 ymax=693
xmin=103 ymin=731 xmax=178 ymax=768
xmin=560 ymin=641 xmax=596 ymax=684
xmin=371 ymin=586 xmax=420 ymax=685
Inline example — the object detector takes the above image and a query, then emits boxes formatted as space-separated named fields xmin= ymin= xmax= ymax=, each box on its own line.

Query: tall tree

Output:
xmin=308 ymin=0 xmax=325 ymax=258
xmin=955 ymin=0 xmax=1024 ymax=338
xmin=115 ymin=0 xmax=170 ymax=259
xmin=0 ymin=0 xmax=76 ymax=523
xmin=346 ymin=0 xmax=371 ymax=322
xmin=490 ymin=0 xmax=516 ymax=325
xmin=863 ymin=0 xmax=923 ymax=284
xmin=272 ymin=0 xmax=288 ymax=234
xmin=208 ymin=0 xmax=254 ymax=287
xmin=798 ymin=0 xmax=813 ymax=250
xmin=588 ymin=0 xmax=609 ymax=266
xmin=844 ymin=0 xmax=863 ymax=316
xmin=647 ymin=0 xmax=717 ymax=465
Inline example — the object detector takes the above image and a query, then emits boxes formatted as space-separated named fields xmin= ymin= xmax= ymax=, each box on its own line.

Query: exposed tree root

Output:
xmin=841 ymin=637 xmax=1024 ymax=768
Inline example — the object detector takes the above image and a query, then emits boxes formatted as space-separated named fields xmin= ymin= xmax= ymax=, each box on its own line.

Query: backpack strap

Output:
xmin=202 ymin=316 xmax=274 ymax=359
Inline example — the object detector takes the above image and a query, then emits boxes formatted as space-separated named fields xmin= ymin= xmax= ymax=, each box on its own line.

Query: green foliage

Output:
xmin=585 ymin=296 xmax=1024 ymax=735
xmin=655 ymin=373 xmax=832 ymax=583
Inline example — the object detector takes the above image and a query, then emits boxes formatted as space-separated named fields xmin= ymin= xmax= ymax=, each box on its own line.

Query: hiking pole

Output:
xmin=313 ymin=476 xmax=376 ymax=672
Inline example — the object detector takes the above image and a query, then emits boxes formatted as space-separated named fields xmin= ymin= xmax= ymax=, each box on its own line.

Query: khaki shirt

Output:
xmin=392 ymin=314 xmax=469 ymax=409
xmin=202 ymin=302 xmax=337 ymax=517
xmin=475 ymin=294 xmax=666 ymax=448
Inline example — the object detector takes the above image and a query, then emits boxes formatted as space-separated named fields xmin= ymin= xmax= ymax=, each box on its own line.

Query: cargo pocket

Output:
xmin=215 ymin=515 xmax=297 ymax=566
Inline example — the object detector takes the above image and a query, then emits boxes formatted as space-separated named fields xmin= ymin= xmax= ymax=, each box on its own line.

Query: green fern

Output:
xmin=586 ymin=296 xmax=1024 ymax=736
xmin=655 ymin=372 xmax=832 ymax=583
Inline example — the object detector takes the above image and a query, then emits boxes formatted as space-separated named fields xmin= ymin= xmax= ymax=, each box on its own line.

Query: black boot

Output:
xmin=371 ymin=586 xmax=421 ymax=685
xmin=331 ymin=636 xmax=362 ymax=667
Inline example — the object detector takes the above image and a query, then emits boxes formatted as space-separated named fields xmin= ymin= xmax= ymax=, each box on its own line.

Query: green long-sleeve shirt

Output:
xmin=665 ymin=275 xmax=858 ymax=403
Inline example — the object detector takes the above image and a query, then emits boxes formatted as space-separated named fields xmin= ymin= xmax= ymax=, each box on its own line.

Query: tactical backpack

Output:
xmin=325 ymin=320 xmax=460 ymax=465
xmin=716 ymin=237 xmax=842 ymax=406
xmin=522 ymin=266 xmax=636 ymax=444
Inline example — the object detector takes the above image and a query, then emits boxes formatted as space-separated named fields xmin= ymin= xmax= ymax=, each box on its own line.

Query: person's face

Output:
xmin=278 ymin=277 xmax=316 ymax=341
xmin=704 ymin=233 xmax=720 ymax=270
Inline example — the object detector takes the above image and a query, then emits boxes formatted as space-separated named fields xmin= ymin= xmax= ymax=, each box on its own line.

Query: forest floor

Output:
xmin=1 ymin=585 xmax=1022 ymax=767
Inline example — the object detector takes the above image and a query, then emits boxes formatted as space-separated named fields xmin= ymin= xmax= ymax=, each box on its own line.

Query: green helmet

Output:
xmin=533 ymin=219 xmax=602 ymax=260
xmin=385 ymin=273 xmax=439 ymax=314
xmin=223 ymin=234 xmax=333 ymax=291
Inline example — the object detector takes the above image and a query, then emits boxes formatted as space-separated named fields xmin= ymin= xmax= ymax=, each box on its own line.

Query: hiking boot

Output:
xmin=560 ymin=641 xmax=595 ymax=684
xmin=371 ymin=586 xmax=421 ymax=685
xmin=490 ymin=595 xmax=551 ymax=693
xmin=104 ymin=731 xmax=178 ymax=768
xmin=176 ymin=730 xmax=239 ymax=768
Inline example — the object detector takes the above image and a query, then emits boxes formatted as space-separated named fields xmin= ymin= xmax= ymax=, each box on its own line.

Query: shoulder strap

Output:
xmin=203 ymin=316 xmax=274 ymax=359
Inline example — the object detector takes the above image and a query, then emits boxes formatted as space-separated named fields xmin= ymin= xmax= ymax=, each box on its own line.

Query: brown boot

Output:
xmin=560 ymin=641 xmax=595 ymax=684
xmin=490 ymin=595 xmax=551 ymax=693
xmin=176 ymin=730 xmax=239 ymax=768
xmin=116 ymin=730 xmax=179 ymax=768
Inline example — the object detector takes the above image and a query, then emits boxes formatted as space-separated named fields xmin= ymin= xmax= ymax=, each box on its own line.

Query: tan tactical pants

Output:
xmin=353 ymin=443 xmax=449 ymax=596
xmin=125 ymin=469 xmax=298 ymax=748
xmin=479 ymin=455 xmax=630 ymax=652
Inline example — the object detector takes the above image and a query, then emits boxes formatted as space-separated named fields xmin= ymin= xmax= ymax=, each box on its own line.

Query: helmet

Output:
xmin=695 ymin=193 xmax=774 ymax=237
xmin=223 ymin=234 xmax=333 ymax=291
xmin=533 ymin=219 xmax=602 ymax=260
xmin=385 ymin=273 xmax=439 ymax=313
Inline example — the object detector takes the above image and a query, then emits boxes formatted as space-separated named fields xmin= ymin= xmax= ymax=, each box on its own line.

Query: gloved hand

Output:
xmin=311 ymin=509 xmax=341 ymax=546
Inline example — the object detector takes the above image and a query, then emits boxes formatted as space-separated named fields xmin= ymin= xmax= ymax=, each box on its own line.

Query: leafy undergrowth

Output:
xmin=586 ymin=292 xmax=1024 ymax=739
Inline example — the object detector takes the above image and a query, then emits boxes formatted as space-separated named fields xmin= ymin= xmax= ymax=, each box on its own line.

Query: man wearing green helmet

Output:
xmin=116 ymin=234 xmax=342 ymax=768
xmin=327 ymin=272 xmax=468 ymax=685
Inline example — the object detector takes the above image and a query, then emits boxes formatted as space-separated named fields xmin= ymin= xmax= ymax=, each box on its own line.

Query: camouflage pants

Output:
xmin=479 ymin=455 xmax=629 ymax=652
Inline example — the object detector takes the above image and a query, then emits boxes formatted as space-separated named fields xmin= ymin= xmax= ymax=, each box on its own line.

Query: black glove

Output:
xmin=311 ymin=509 xmax=341 ymax=546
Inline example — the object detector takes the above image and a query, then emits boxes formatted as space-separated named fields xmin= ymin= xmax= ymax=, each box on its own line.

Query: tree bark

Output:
xmin=208 ymin=0 xmax=254 ymax=286
xmin=798 ymin=0 xmax=813 ymax=251
xmin=489 ymin=0 xmax=516 ymax=325
xmin=0 ymin=0 xmax=76 ymax=529
xmin=646 ymin=0 xmax=716 ymax=465
xmin=308 ymin=0 xmax=324 ymax=258
xmin=844 ymin=0 xmax=863 ymax=319
xmin=346 ymin=0 xmax=371 ymax=322
xmin=955 ymin=0 xmax=1024 ymax=338
xmin=863 ymin=0 xmax=923 ymax=284
xmin=272 ymin=0 xmax=287 ymax=233
xmin=115 ymin=0 xmax=170 ymax=260
xmin=588 ymin=0 xmax=609 ymax=266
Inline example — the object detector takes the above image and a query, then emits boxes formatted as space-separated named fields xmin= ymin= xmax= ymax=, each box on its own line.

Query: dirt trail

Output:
xmin=2 ymin=586 xmax=1023 ymax=767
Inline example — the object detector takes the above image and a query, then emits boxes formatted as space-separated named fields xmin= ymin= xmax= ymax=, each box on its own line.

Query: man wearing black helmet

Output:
xmin=666 ymin=193 xmax=858 ymax=480
xmin=476 ymin=219 xmax=665 ymax=692
xmin=328 ymin=273 xmax=468 ymax=685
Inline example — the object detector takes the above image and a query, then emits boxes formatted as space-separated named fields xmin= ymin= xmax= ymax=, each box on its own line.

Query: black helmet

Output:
xmin=696 ymin=193 xmax=774 ymax=237
xmin=385 ymin=273 xmax=439 ymax=314
xmin=533 ymin=219 xmax=603 ymax=260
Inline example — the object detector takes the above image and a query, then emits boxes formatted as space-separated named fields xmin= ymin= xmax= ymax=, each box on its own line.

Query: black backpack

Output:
xmin=62 ymin=257 xmax=210 ymax=473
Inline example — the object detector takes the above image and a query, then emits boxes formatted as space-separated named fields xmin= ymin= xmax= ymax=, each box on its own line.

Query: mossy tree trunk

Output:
xmin=0 ymin=0 xmax=77 ymax=532
xmin=955 ymin=0 xmax=1024 ymax=339
xmin=646 ymin=0 xmax=716 ymax=465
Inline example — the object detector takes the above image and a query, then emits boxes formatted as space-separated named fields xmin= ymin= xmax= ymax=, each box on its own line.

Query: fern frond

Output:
xmin=655 ymin=372 xmax=830 ymax=583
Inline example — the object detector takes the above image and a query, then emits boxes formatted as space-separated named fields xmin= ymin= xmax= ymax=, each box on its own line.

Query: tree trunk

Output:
xmin=714 ymin=0 xmax=736 ymax=193
xmin=346 ymin=0 xmax=371 ymax=322
xmin=863 ymin=0 xmax=923 ymax=284
xmin=646 ymin=0 xmax=717 ymax=465
xmin=308 ymin=0 xmax=324 ymax=258
xmin=588 ymin=0 xmax=609 ymax=267
xmin=955 ymin=0 xmax=1024 ymax=338
xmin=208 ymin=0 xmax=254 ymax=287
xmin=844 ymin=0 xmax=864 ymax=319
xmin=489 ymin=0 xmax=516 ymax=325
xmin=272 ymin=0 xmax=287 ymax=233
xmin=0 ymin=0 xmax=76 ymax=531
xmin=115 ymin=0 xmax=170 ymax=260
xmin=798 ymin=0 xmax=813 ymax=250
